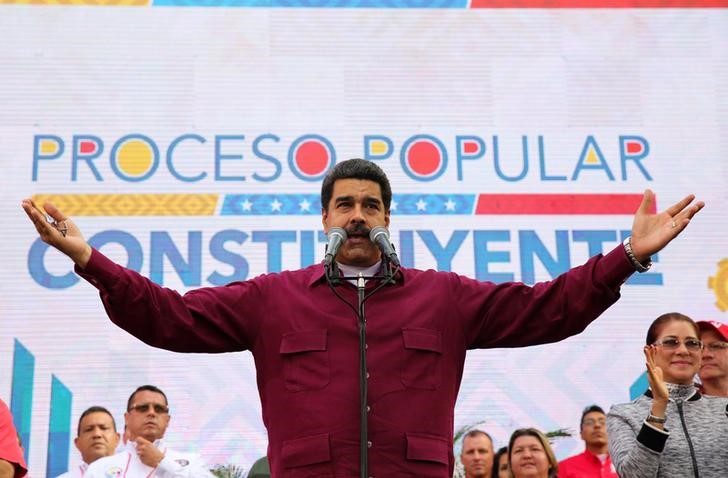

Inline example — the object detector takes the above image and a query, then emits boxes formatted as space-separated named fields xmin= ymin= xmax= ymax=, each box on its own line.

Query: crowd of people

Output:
xmin=3 ymin=313 xmax=727 ymax=478
xmin=457 ymin=316 xmax=728 ymax=478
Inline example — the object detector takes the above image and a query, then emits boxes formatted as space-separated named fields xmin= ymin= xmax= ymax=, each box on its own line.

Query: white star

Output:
xmin=299 ymin=198 xmax=311 ymax=211
xmin=271 ymin=199 xmax=282 ymax=212
xmin=242 ymin=199 xmax=253 ymax=211
xmin=445 ymin=198 xmax=456 ymax=211
xmin=416 ymin=199 xmax=427 ymax=211
xmin=390 ymin=199 xmax=398 ymax=211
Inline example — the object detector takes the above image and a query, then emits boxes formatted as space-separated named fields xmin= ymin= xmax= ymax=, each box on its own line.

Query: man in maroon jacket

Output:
xmin=22 ymin=159 xmax=703 ymax=477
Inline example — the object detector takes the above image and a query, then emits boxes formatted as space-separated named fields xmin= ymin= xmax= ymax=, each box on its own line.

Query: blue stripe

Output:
xmin=220 ymin=193 xmax=474 ymax=215
xmin=630 ymin=371 xmax=649 ymax=401
xmin=47 ymin=375 xmax=73 ymax=478
xmin=221 ymin=194 xmax=322 ymax=215
xmin=11 ymin=339 xmax=35 ymax=463
xmin=392 ymin=194 xmax=475 ymax=215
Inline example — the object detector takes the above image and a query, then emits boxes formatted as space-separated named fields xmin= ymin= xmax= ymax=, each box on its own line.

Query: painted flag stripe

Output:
xmin=475 ymin=193 xmax=653 ymax=215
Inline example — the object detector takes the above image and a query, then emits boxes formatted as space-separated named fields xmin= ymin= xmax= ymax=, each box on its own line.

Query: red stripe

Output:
xmin=475 ymin=193 xmax=654 ymax=214
xmin=470 ymin=0 xmax=728 ymax=7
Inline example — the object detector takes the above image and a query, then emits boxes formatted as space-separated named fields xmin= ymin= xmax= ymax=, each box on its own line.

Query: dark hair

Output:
xmin=580 ymin=404 xmax=605 ymax=427
xmin=126 ymin=385 xmax=168 ymax=412
xmin=77 ymin=406 xmax=116 ymax=436
xmin=508 ymin=428 xmax=558 ymax=478
xmin=492 ymin=446 xmax=508 ymax=478
xmin=646 ymin=312 xmax=699 ymax=345
xmin=320 ymin=158 xmax=392 ymax=212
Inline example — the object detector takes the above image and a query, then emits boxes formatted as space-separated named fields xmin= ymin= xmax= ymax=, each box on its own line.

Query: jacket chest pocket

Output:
xmin=280 ymin=329 xmax=330 ymax=392
xmin=401 ymin=328 xmax=443 ymax=390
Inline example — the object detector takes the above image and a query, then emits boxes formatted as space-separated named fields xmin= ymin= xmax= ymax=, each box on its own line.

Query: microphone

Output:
xmin=325 ymin=227 xmax=347 ymax=266
xmin=369 ymin=226 xmax=400 ymax=266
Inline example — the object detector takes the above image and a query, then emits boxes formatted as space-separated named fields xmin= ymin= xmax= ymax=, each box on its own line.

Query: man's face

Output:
xmin=321 ymin=178 xmax=390 ymax=267
xmin=580 ymin=411 xmax=607 ymax=449
xmin=74 ymin=412 xmax=119 ymax=464
xmin=700 ymin=329 xmax=728 ymax=384
xmin=460 ymin=434 xmax=493 ymax=478
xmin=124 ymin=390 xmax=170 ymax=443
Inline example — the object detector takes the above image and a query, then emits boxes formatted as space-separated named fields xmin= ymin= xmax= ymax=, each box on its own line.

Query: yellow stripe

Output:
xmin=32 ymin=194 xmax=218 ymax=216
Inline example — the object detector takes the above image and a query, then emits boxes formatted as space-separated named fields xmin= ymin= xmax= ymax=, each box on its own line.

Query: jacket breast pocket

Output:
xmin=401 ymin=328 xmax=442 ymax=390
xmin=280 ymin=329 xmax=330 ymax=392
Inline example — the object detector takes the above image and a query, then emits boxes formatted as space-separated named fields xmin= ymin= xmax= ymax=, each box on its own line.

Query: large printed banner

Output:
xmin=1 ymin=5 xmax=727 ymax=476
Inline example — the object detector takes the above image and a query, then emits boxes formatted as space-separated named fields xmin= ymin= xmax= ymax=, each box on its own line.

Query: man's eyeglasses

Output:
xmin=704 ymin=341 xmax=728 ymax=352
xmin=653 ymin=337 xmax=703 ymax=351
xmin=582 ymin=418 xmax=606 ymax=427
xmin=128 ymin=403 xmax=169 ymax=414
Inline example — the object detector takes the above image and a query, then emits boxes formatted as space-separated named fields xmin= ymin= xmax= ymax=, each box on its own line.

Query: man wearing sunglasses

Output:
xmin=85 ymin=386 xmax=213 ymax=478
xmin=697 ymin=321 xmax=728 ymax=397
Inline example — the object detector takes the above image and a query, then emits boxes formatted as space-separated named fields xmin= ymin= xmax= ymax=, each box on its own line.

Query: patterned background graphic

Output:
xmin=1 ymin=4 xmax=727 ymax=477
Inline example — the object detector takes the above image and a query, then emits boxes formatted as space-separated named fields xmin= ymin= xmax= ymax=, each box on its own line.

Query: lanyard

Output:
xmin=119 ymin=449 xmax=162 ymax=478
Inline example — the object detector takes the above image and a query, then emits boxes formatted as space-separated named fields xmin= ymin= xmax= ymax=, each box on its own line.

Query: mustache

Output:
xmin=346 ymin=224 xmax=371 ymax=237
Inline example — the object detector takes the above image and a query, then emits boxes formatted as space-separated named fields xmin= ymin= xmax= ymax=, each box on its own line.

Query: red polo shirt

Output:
xmin=0 ymin=399 xmax=27 ymax=478
xmin=78 ymin=245 xmax=634 ymax=477
xmin=559 ymin=450 xmax=618 ymax=478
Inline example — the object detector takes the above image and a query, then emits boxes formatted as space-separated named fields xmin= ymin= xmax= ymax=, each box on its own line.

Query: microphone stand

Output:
xmin=324 ymin=259 xmax=398 ymax=478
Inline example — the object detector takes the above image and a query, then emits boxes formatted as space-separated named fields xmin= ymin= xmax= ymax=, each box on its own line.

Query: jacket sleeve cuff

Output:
xmin=74 ymin=248 xmax=121 ymax=290
xmin=595 ymin=244 xmax=637 ymax=289
xmin=637 ymin=421 xmax=670 ymax=452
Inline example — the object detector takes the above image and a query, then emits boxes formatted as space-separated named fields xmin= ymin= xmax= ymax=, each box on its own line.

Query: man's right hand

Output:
xmin=21 ymin=198 xmax=92 ymax=269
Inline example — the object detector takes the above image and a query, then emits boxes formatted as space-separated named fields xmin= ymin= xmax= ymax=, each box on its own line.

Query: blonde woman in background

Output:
xmin=507 ymin=428 xmax=558 ymax=478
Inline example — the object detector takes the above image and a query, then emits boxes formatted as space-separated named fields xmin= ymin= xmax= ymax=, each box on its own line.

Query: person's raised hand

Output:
xmin=629 ymin=189 xmax=704 ymax=263
xmin=21 ymin=198 xmax=92 ymax=268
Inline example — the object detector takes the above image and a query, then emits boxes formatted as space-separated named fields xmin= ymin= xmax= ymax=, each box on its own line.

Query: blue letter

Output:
xmin=32 ymin=135 xmax=64 ymax=181
xmin=208 ymin=229 xmax=249 ymax=285
xmin=619 ymin=135 xmax=652 ymax=181
xmin=72 ymin=135 xmax=104 ymax=181
xmin=572 ymin=230 xmax=616 ymax=257
xmin=150 ymin=231 xmax=202 ymax=286
xmin=571 ymin=136 xmax=614 ymax=181
xmin=473 ymin=231 xmax=513 ymax=283
xmin=493 ymin=136 xmax=528 ymax=182
xmin=215 ymin=135 xmax=246 ymax=181
xmin=252 ymin=231 xmax=297 ymax=272
xmin=519 ymin=230 xmax=570 ymax=284
xmin=88 ymin=230 xmax=144 ymax=272
xmin=167 ymin=134 xmax=207 ymax=182
xmin=417 ymin=230 xmax=468 ymax=271
xmin=456 ymin=136 xmax=486 ymax=181
xmin=28 ymin=240 xmax=78 ymax=289
xmin=252 ymin=134 xmax=282 ymax=182
xmin=538 ymin=136 xmax=566 ymax=181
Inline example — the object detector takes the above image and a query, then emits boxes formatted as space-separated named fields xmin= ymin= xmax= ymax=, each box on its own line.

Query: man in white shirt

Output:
xmin=85 ymin=386 xmax=213 ymax=478
xmin=57 ymin=406 xmax=120 ymax=478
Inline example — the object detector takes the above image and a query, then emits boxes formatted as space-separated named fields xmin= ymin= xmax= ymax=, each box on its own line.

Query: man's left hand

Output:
xmin=630 ymin=189 xmax=704 ymax=263
xmin=135 ymin=437 xmax=165 ymax=468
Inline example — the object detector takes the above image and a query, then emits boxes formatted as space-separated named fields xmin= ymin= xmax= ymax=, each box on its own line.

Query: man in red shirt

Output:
xmin=0 ymin=399 xmax=27 ymax=478
xmin=697 ymin=320 xmax=728 ymax=397
xmin=559 ymin=405 xmax=618 ymax=478
xmin=22 ymin=159 xmax=704 ymax=477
